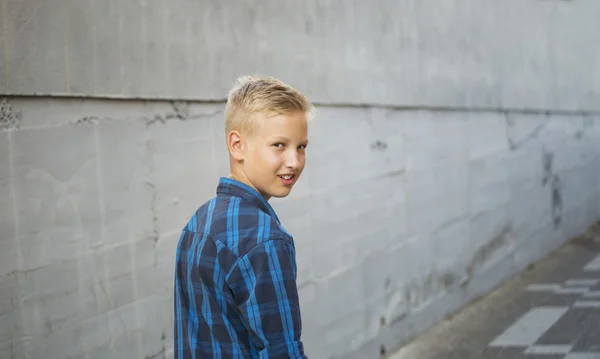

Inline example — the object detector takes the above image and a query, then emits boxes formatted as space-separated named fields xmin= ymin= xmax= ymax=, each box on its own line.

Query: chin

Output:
xmin=270 ymin=188 xmax=293 ymax=198
xmin=271 ymin=192 xmax=291 ymax=198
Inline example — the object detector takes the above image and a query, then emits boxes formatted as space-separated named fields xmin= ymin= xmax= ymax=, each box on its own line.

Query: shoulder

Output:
xmin=182 ymin=195 xmax=294 ymax=257
xmin=181 ymin=196 xmax=220 ymax=233
xmin=219 ymin=206 xmax=293 ymax=258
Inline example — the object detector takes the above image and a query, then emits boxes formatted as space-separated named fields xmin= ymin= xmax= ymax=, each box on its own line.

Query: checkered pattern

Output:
xmin=174 ymin=177 xmax=307 ymax=359
xmin=488 ymin=253 xmax=600 ymax=358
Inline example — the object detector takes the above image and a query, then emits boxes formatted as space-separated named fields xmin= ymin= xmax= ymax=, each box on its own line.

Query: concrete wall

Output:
xmin=1 ymin=97 xmax=599 ymax=359
xmin=2 ymin=1 xmax=600 ymax=359
xmin=2 ymin=0 xmax=600 ymax=110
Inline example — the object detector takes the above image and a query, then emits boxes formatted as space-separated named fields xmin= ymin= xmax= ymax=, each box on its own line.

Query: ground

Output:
xmin=389 ymin=223 xmax=600 ymax=359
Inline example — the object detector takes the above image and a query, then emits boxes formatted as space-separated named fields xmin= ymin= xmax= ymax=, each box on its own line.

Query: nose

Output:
xmin=284 ymin=149 xmax=301 ymax=169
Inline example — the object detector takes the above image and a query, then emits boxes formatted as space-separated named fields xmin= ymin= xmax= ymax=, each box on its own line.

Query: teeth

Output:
xmin=280 ymin=175 xmax=293 ymax=180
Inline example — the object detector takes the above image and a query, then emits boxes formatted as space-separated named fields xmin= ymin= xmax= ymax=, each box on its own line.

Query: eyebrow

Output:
xmin=270 ymin=136 xmax=309 ymax=143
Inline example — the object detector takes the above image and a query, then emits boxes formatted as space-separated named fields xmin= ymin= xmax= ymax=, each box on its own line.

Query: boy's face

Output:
xmin=231 ymin=111 xmax=308 ymax=201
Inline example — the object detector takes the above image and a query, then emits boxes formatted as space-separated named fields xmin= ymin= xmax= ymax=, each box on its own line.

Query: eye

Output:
xmin=273 ymin=142 xmax=284 ymax=148
xmin=298 ymin=144 xmax=308 ymax=150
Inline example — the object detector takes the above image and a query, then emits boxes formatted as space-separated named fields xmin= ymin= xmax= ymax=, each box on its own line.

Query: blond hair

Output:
xmin=224 ymin=75 xmax=314 ymax=135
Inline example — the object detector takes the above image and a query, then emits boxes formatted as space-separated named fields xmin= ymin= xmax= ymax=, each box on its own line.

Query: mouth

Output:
xmin=278 ymin=174 xmax=295 ymax=185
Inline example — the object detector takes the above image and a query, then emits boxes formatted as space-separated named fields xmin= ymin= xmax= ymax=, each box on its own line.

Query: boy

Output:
xmin=174 ymin=75 xmax=313 ymax=358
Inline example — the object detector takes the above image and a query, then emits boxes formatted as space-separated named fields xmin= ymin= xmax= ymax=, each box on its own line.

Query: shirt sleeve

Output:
xmin=226 ymin=238 xmax=308 ymax=358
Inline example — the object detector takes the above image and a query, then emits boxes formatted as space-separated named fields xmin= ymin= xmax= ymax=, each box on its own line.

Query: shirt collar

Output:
xmin=216 ymin=177 xmax=280 ymax=224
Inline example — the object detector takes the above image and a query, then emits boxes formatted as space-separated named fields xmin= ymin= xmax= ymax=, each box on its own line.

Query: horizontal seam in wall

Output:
xmin=2 ymin=93 xmax=600 ymax=117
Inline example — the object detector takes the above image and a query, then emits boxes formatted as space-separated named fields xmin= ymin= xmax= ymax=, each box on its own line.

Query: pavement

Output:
xmin=389 ymin=223 xmax=600 ymax=359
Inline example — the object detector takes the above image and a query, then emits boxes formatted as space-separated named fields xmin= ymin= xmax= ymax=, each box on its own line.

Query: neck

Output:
xmin=228 ymin=168 xmax=270 ymax=201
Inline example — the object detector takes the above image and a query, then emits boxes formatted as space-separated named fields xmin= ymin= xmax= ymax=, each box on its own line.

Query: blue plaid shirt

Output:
xmin=174 ymin=177 xmax=308 ymax=358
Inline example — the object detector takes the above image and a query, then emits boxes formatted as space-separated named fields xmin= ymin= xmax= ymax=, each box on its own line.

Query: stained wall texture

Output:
xmin=1 ymin=98 xmax=599 ymax=359
xmin=1 ymin=1 xmax=600 ymax=359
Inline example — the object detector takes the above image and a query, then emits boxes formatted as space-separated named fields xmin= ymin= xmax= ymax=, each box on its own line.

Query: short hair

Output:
xmin=224 ymin=75 xmax=314 ymax=135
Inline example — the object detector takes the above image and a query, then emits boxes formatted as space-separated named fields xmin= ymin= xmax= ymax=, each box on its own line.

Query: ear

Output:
xmin=227 ymin=130 xmax=245 ymax=161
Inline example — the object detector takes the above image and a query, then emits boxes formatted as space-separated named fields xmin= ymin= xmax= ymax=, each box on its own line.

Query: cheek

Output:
xmin=298 ymin=154 xmax=307 ymax=171
xmin=257 ymin=148 xmax=284 ymax=168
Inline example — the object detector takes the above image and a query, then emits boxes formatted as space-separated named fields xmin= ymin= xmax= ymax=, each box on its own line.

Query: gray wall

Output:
xmin=1 ymin=1 xmax=600 ymax=359
xmin=2 ymin=98 xmax=599 ymax=359
xmin=2 ymin=0 xmax=600 ymax=110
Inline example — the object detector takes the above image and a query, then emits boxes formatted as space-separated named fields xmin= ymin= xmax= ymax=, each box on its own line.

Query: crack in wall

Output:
xmin=505 ymin=114 xmax=550 ymax=151
xmin=541 ymin=148 xmax=563 ymax=229
xmin=144 ymin=101 xmax=221 ymax=126
xmin=75 ymin=116 xmax=102 ymax=125
xmin=381 ymin=269 xmax=459 ymax=331
xmin=462 ymin=225 xmax=514 ymax=288
xmin=505 ymin=114 xmax=596 ymax=150
xmin=144 ymin=138 xmax=160 ymax=247
xmin=67 ymin=101 xmax=222 ymax=127
xmin=574 ymin=116 xmax=594 ymax=140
